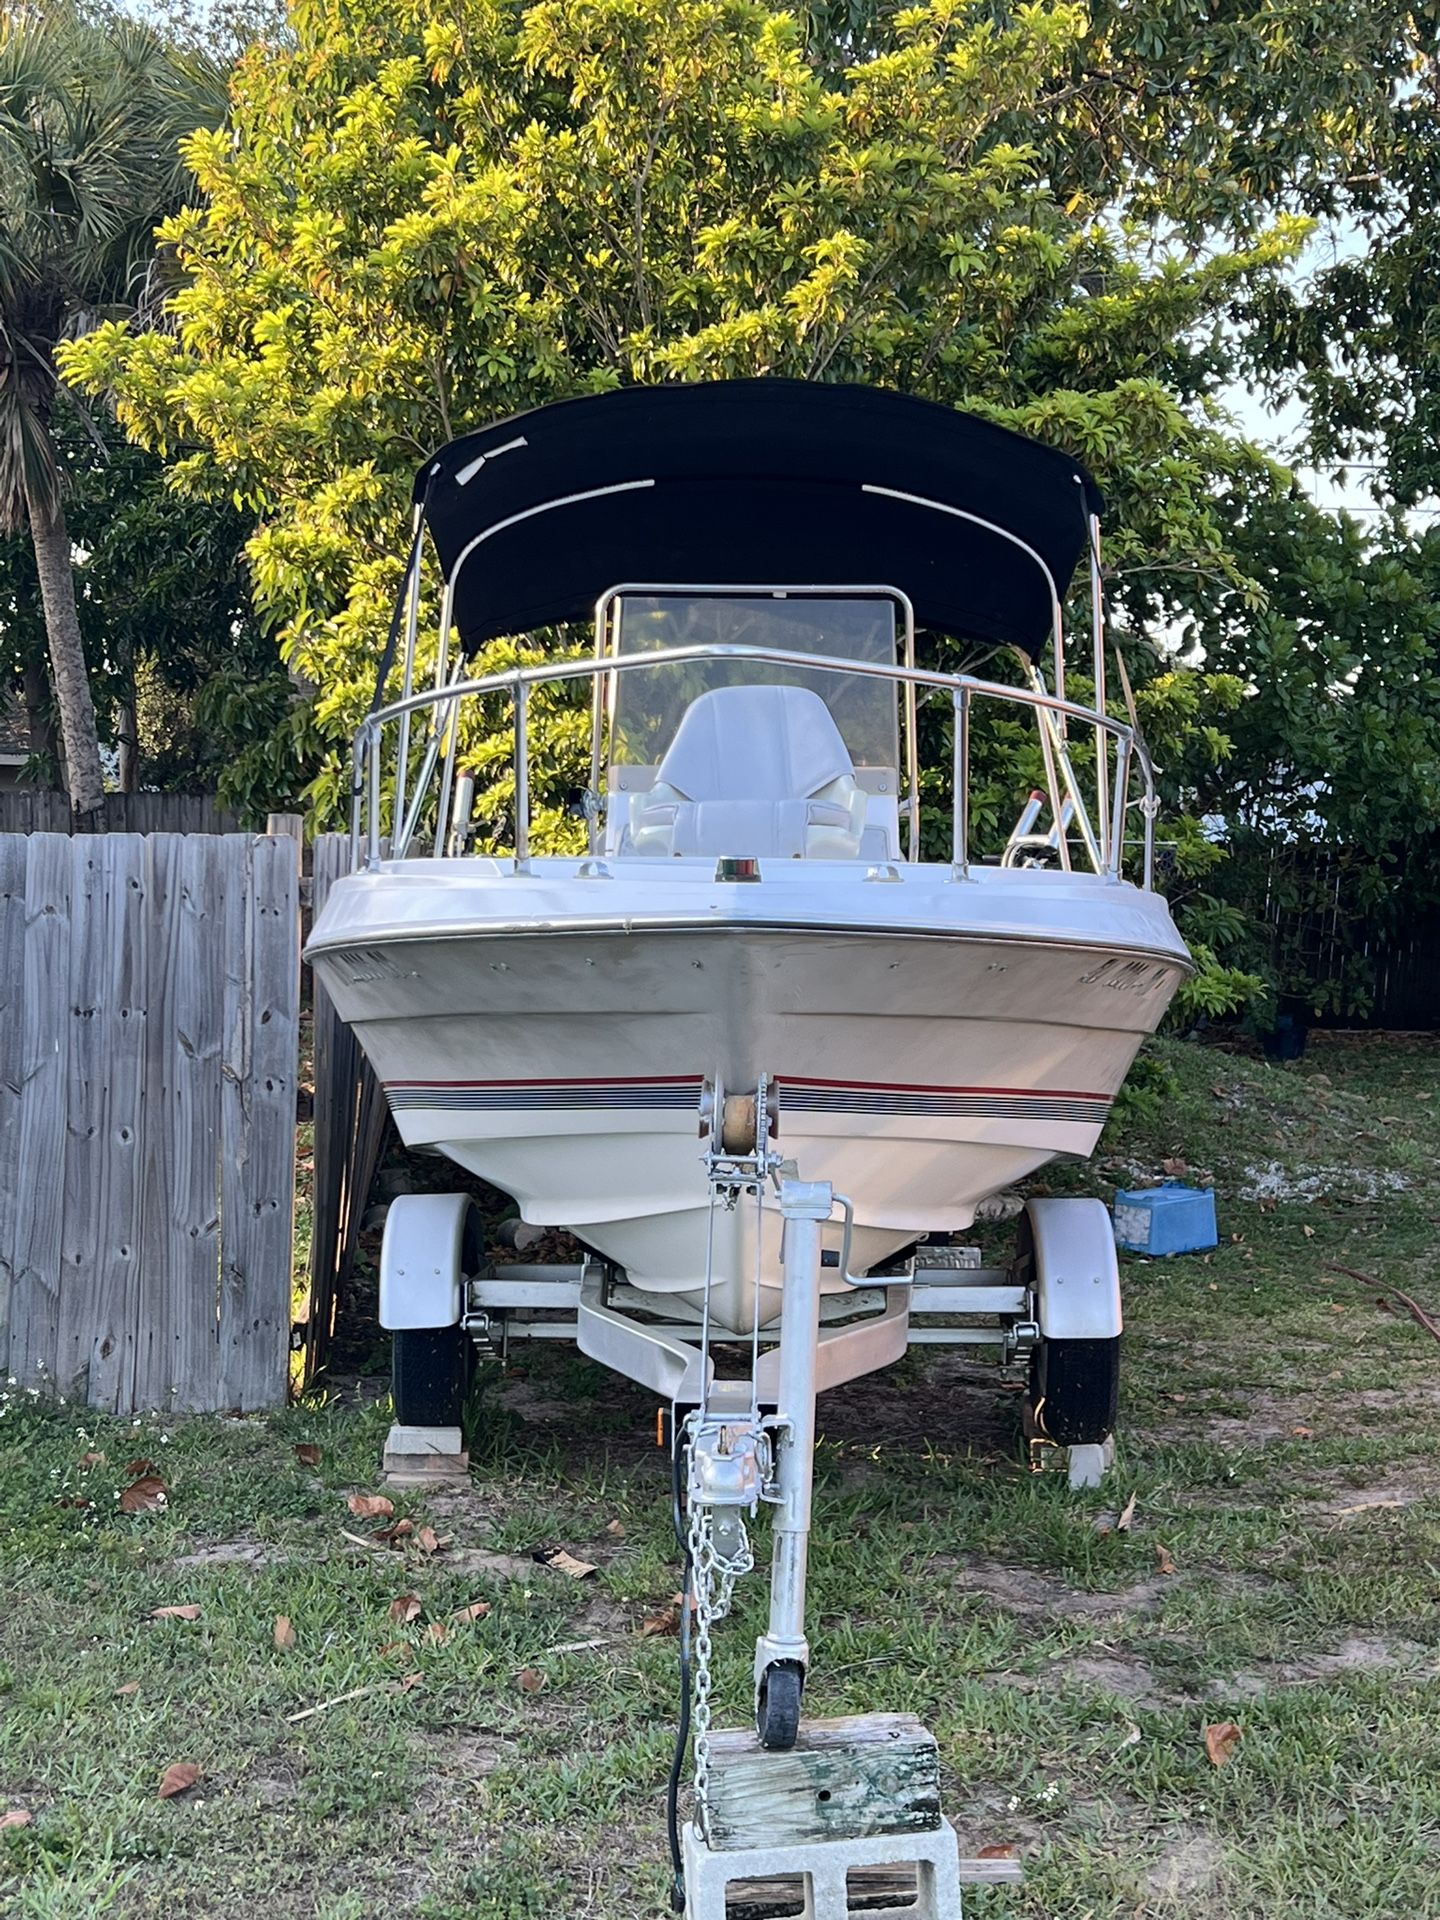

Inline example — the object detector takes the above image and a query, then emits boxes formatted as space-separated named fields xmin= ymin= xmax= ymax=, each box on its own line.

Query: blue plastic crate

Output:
xmin=1112 ymin=1180 xmax=1218 ymax=1256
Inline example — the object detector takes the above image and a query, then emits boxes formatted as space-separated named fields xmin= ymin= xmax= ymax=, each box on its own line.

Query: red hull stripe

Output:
xmin=384 ymin=1075 xmax=1111 ymax=1101
xmin=383 ymin=1074 xmax=1113 ymax=1124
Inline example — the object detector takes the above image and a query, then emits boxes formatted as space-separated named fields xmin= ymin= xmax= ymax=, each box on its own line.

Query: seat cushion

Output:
xmin=625 ymin=685 xmax=867 ymax=859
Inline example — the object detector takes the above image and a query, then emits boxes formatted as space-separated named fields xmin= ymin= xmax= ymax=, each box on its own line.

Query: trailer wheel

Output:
xmin=393 ymin=1325 xmax=473 ymax=1427
xmin=1028 ymin=1335 xmax=1120 ymax=1448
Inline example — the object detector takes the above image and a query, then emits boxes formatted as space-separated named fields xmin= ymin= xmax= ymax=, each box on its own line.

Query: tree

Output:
xmin=0 ymin=392 xmax=298 ymax=806
xmin=0 ymin=3 xmax=223 ymax=811
xmin=58 ymin=0 xmax=1427 ymax=1010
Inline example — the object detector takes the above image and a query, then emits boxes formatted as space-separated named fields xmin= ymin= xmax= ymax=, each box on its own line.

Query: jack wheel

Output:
xmin=756 ymin=1661 xmax=804 ymax=1750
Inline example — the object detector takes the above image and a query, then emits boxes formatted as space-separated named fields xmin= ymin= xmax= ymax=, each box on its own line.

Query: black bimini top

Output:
xmin=415 ymin=380 xmax=1102 ymax=661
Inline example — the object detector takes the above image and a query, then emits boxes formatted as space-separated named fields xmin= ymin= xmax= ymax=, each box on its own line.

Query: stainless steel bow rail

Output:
xmin=349 ymin=638 xmax=1158 ymax=887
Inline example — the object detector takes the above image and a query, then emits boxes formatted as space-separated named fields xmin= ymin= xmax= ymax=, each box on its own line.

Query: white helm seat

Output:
xmin=627 ymin=684 xmax=867 ymax=860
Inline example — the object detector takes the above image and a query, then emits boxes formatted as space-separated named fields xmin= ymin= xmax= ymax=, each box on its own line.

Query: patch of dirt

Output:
xmin=411 ymin=1729 xmax=517 ymax=1782
xmin=1210 ymin=1635 xmax=1438 ymax=1699
xmin=172 ymin=1541 xmax=287 ymax=1569
xmin=822 ymin=1353 xmax=1023 ymax=1463
xmin=1310 ymin=1484 xmax=1431 ymax=1520
xmin=942 ymin=1560 xmax=1174 ymax=1618
xmin=1185 ymin=1381 xmax=1440 ymax=1448
xmin=248 ymin=1773 xmax=301 ymax=1809
xmin=1050 ymin=1654 xmax=1168 ymax=1706
xmin=1144 ymin=1830 xmax=1226 ymax=1903
xmin=444 ymin=1545 xmax=560 ymax=1583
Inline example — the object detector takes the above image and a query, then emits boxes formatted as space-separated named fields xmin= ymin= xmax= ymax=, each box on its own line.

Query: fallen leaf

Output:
xmin=1161 ymin=1157 xmax=1188 ymax=1178
xmin=0 ymin=1810 xmax=33 ymax=1830
xmin=378 ymin=1641 xmax=415 ymax=1662
xmin=638 ymin=1605 xmax=681 ymax=1637
xmin=1329 ymin=1301 xmax=1345 ymax=1313
xmin=114 ymin=1681 xmax=140 ymax=1697
xmin=1204 ymin=1721 xmax=1242 ymax=1768
xmin=1302 ymin=1225 xmax=1316 ymax=1239
xmin=450 ymin=1601 xmax=492 ymax=1624
xmin=56 ymin=1495 xmax=93 ymax=1509
xmin=150 ymin=1604 xmax=201 ymax=1622
xmin=1116 ymin=1492 xmax=1138 ymax=1532
xmin=373 ymin=1518 xmax=413 ymax=1544
xmin=273 ymin=1615 xmax=296 ymax=1650
xmin=158 ymin=1762 xmax=201 ymax=1800
xmin=1154 ymin=1543 xmax=1176 ymax=1576
xmin=1291 ymin=1426 xmax=1314 ymax=1439
xmin=415 ymin=1526 xmax=444 ymax=1555
xmin=534 ymin=1547 xmax=597 ymax=1580
xmin=398 ymin=1671 xmax=423 ymax=1692
xmin=605 ymin=1518 xmax=626 ymax=1537
xmin=78 ymin=1450 xmax=106 ymax=1469
xmin=120 ymin=1476 xmax=168 ymax=1515
xmin=1168 ymin=1392 xmax=1187 ymax=1403
xmin=388 ymin=1594 xmax=422 ymax=1625
xmin=425 ymin=1621 xmax=450 ymax=1645
xmin=976 ymin=1844 xmax=1019 ymax=1860
xmin=294 ymin=1444 xmax=322 ymax=1467
xmin=125 ymin=1457 xmax=158 ymax=1478
xmin=514 ymin=1666 xmax=546 ymax=1693
xmin=348 ymin=1492 xmax=394 ymax=1520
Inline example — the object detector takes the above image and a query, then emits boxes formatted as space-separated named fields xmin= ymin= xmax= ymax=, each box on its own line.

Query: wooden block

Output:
xmin=704 ymin=1713 xmax=941 ymax=1851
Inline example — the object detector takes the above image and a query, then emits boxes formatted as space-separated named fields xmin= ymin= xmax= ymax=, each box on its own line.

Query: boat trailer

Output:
xmin=380 ymin=1079 xmax=1124 ymax=1916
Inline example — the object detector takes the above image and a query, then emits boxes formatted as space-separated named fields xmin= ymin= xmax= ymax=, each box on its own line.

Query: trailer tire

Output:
xmin=392 ymin=1325 xmax=472 ymax=1428
xmin=1028 ymin=1335 xmax=1120 ymax=1448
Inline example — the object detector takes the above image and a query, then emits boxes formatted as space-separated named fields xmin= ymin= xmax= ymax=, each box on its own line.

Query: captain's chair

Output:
xmin=627 ymin=684 xmax=868 ymax=860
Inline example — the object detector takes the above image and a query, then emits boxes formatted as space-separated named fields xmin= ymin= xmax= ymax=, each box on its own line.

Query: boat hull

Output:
xmin=309 ymin=859 xmax=1189 ymax=1332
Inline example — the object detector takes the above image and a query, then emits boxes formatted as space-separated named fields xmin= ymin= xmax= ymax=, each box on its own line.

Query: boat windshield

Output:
xmin=606 ymin=593 xmax=900 ymax=771
xmin=600 ymin=591 xmax=905 ymax=861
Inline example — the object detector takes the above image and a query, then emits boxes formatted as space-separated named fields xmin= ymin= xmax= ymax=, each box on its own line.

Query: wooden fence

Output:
xmin=304 ymin=834 xmax=390 ymax=1379
xmin=0 ymin=791 xmax=242 ymax=835
xmin=0 ymin=833 xmax=300 ymax=1411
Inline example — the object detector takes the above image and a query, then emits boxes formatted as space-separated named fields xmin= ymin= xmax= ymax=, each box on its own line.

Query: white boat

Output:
xmin=306 ymin=379 xmax=1188 ymax=1775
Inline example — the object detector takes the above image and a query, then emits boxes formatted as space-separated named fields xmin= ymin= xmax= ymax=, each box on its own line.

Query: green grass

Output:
xmin=3 ymin=1033 xmax=1439 ymax=1917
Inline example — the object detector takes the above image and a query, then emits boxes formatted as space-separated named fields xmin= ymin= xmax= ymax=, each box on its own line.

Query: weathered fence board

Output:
xmin=0 ymin=790 xmax=242 ymax=836
xmin=0 ymin=837 xmax=26 ymax=1364
xmin=12 ymin=837 xmax=73 ymax=1390
xmin=0 ymin=833 xmax=300 ymax=1411
xmin=306 ymin=833 xmax=390 ymax=1380
xmin=225 ymin=834 xmax=302 ymax=1408
xmin=89 ymin=836 xmax=146 ymax=1410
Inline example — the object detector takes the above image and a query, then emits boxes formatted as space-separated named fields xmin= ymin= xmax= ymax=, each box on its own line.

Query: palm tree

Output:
xmin=0 ymin=4 xmax=221 ymax=812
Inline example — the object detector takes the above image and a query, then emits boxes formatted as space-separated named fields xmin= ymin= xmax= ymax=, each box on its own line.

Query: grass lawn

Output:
xmin=2 ymin=1032 xmax=1439 ymax=1918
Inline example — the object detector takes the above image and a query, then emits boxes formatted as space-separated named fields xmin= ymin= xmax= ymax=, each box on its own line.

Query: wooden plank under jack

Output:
xmin=704 ymin=1714 xmax=941 ymax=1851
xmin=699 ymin=1714 xmax=1025 ymax=1900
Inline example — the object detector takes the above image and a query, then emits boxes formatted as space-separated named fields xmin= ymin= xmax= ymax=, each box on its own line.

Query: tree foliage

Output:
xmin=0 ymin=394 xmax=298 ymax=804
xmin=0 ymin=0 xmax=227 ymax=807
xmin=60 ymin=0 xmax=1439 ymax=1009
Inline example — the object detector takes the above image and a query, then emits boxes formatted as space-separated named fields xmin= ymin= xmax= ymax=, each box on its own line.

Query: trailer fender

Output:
xmin=1025 ymin=1197 xmax=1122 ymax=1341
xmin=379 ymin=1193 xmax=476 ymax=1330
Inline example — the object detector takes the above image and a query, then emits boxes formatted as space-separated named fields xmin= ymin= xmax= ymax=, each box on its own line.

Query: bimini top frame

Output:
xmin=364 ymin=379 xmax=1143 ymax=882
xmin=407 ymin=380 xmax=1102 ymax=667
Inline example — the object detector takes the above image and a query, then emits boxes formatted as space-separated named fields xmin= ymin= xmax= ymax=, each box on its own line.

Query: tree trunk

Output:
xmin=117 ymin=698 xmax=138 ymax=793
xmin=25 ymin=486 xmax=105 ymax=815
xmin=21 ymin=649 xmax=60 ymax=785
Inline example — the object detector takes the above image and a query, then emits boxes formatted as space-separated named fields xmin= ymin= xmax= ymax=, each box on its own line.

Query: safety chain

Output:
xmin=688 ymin=1498 xmax=716 ymax=1832
xmin=686 ymin=1480 xmax=755 ymax=1836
